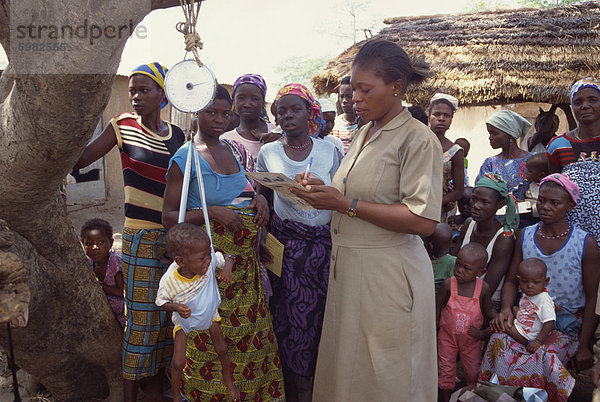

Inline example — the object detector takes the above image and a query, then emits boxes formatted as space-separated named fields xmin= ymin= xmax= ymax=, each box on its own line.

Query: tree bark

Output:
xmin=0 ymin=0 xmax=181 ymax=399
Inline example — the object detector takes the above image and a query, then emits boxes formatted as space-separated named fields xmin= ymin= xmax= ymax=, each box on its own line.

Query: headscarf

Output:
xmin=430 ymin=93 xmax=458 ymax=112
xmin=540 ymin=173 xmax=579 ymax=206
xmin=233 ymin=74 xmax=267 ymax=99
xmin=129 ymin=62 xmax=169 ymax=109
xmin=486 ymin=110 xmax=532 ymax=139
xmin=274 ymin=83 xmax=324 ymax=137
xmin=474 ymin=172 xmax=519 ymax=236
xmin=569 ymin=77 xmax=600 ymax=104
xmin=318 ymin=98 xmax=336 ymax=113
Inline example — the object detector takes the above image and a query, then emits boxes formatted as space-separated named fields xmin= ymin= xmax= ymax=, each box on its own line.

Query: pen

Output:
xmin=303 ymin=157 xmax=313 ymax=180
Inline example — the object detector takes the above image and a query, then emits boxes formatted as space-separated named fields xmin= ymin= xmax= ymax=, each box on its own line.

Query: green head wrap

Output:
xmin=474 ymin=173 xmax=519 ymax=236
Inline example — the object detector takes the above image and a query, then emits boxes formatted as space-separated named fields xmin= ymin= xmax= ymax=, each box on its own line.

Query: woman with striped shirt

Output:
xmin=74 ymin=62 xmax=185 ymax=402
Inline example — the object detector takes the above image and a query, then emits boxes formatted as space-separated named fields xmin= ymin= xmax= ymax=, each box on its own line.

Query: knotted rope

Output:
xmin=176 ymin=0 xmax=204 ymax=67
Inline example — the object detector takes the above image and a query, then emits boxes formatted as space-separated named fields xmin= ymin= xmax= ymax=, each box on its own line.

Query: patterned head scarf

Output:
xmin=129 ymin=62 xmax=169 ymax=109
xmin=430 ymin=93 xmax=459 ymax=112
xmin=486 ymin=110 xmax=532 ymax=139
xmin=569 ymin=77 xmax=600 ymax=104
xmin=233 ymin=74 xmax=267 ymax=99
xmin=540 ymin=173 xmax=579 ymax=206
xmin=474 ymin=173 xmax=519 ymax=236
xmin=274 ymin=83 xmax=324 ymax=137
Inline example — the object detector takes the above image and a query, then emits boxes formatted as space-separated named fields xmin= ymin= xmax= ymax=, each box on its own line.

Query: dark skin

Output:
xmin=436 ymin=248 xmax=496 ymax=402
xmin=82 ymin=230 xmax=124 ymax=298
xmin=257 ymin=95 xmax=313 ymax=202
xmin=74 ymin=75 xmax=169 ymax=170
xmin=491 ymin=185 xmax=600 ymax=371
xmin=338 ymin=83 xmax=356 ymax=123
xmin=429 ymin=102 xmax=464 ymax=208
xmin=452 ymin=187 xmax=515 ymax=296
xmin=290 ymin=65 xmax=437 ymax=237
xmin=549 ymin=88 xmax=600 ymax=173
xmin=162 ymin=99 xmax=269 ymax=232
xmin=319 ymin=111 xmax=337 ymax=138
xmin=487 ymin=123 xmax=530 ymax=161
xmin=73 ymin=74 xmax=169 ymax=402
xmin=233 ymin=83 xmax=281 ymax=144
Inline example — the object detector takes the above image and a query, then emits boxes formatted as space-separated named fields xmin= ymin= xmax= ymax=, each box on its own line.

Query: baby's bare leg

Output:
xmin=172 ymin=330 xmax=186 ymax=402
xmin=504 ymin=324 xmax=529 ymax=347
xmin=209 ymin=321 xmax=240 ymax=401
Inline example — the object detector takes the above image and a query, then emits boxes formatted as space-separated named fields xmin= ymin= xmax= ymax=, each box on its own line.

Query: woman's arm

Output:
xmin=161 ymin=163 xmax=244 ymax=231
xmin=442 ymin=149 xmax=464 ymax=206
xmin=482 ymin=234 xmax=515 ymax=296
xmin=571 ymin=235 xmax=600 ymax=370
xmin=291 ymin=183 xmax=437 ymax=236
xmin=490 ymin=231 xmax=523 ymax=332
xmin=74 ymin=123 xmax=117 ymax=170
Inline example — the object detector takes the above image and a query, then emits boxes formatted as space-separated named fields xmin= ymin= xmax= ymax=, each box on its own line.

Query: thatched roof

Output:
xmin=311 ymin=2 xmax=600 ymax=107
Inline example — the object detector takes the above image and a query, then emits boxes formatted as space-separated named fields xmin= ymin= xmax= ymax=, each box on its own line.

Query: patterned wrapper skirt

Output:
xmin=479 ymin=331 xmax=578 ymax=401
xmin=121 ymin=227 xmax=174 ymax=380
xmin=183 ymin=208 xmax=285 ymax=401
xmin=268 ymin=213 xmax=331 ymax=377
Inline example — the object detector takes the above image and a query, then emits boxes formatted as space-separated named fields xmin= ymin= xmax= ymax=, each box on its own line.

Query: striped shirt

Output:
xmin=112 ymin=113 xmax=185 ymax=229
xmin=546 ymin=132 xmax=600 ymax=167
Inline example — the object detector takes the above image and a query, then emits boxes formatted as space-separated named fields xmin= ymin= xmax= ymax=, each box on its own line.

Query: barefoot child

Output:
xmin=436 ymin=243 xmax=496 ymax=401
xmin=156 ymin=223 xmax=240 ymax=402
xmin=503 ymin=258 xmax=555 ymax=354
xmin=81 ymin=218 xmax=125 ymax=327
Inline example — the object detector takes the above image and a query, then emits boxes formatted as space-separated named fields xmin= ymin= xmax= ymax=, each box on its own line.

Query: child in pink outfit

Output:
xmin=436 ymin=243 xmax=497 ymax=401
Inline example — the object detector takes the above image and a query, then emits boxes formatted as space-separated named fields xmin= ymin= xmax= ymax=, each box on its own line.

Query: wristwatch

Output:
xmin=346 ymin=198 xmax=358 ymax=217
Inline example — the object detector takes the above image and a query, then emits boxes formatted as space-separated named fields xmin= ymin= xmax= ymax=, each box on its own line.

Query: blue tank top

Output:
xmin=521 ymin=223 xmax=588 ymax=313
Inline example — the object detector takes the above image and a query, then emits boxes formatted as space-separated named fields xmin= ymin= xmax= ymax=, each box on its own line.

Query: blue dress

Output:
xmin=477 ymin=154 xmax=532 ymax=200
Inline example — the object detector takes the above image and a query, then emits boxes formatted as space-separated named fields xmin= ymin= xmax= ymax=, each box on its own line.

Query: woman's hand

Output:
xmin=293 ymin=173 xmax=324 ymax=186
xmin=590 ymin=361 xmax=600 ymax=387
xmin=570 ymin=345 xmax=594 ymax=371
xmin=259 ymin=132 xmax=282 ymax=144
xmin=209 ymin=206 xmax=244 ymax=233
xmin=290 ymin=182 xmax=349 ymax=213
xmin=490 ymin=308 xmax=514 ymax=333
xmin=249 ymin=194 xmax=269 ymax=229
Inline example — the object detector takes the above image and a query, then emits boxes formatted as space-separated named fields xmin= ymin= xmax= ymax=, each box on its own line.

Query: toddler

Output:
xmin=425 ymin=223 xmax=456 ymax=293
xmin=81 ymin=218 xmax=125 ymax=327
xmin=436 ymin=243 xmax=496 ymax=401
xmin=156 ymin=223 xmax=239 ymax=402
xmin=524 ymin=153 xmax=549 ymax=217
xmin=504 ymin=258 xmax=555 ymax=354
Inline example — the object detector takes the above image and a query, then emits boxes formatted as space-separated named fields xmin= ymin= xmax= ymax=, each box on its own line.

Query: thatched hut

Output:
xmin=311 ymin=2 xmax=600 ymax=107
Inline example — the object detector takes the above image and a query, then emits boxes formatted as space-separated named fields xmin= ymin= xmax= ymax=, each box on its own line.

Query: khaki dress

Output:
xmin=313 ymin=109 xmax=442 ymax=401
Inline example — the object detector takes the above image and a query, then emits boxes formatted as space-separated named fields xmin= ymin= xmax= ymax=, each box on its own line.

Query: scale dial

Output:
xmin=164 ymin=59 xmax=217 ymax=113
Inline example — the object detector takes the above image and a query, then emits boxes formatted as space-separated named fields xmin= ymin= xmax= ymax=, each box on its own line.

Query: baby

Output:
xmin=436 ymin=243 xmax=496 ymax=401
xmin=505 ymin=258 xmax=555 ymax=354
xmin=156 ymin=223 xmax=239 ymax=402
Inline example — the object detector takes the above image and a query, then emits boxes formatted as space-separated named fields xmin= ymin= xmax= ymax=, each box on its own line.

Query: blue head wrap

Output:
xmin=129 ymin=62 xmax=169 ymax=109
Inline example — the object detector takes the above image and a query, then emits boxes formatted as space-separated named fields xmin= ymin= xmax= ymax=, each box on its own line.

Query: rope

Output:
xmin=176 ymin=0 xmax=204 ymax=67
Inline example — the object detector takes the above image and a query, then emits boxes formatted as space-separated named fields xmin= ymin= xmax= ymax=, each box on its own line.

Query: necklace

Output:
xmin=574 ymin=127 xmax=582 ymax=140
xmin=283 ymin=138 xmax=311 ymax=150
xmin=537 ymin=224 xmax=571 ymax=240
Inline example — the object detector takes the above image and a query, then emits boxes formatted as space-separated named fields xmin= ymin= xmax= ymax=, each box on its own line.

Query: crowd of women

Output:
xmin=72 ymin=38 xmax=600 ymax=401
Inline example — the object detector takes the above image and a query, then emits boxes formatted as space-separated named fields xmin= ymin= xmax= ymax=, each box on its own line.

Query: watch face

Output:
xmin=164 ymin=60 xmax=217 ymax=113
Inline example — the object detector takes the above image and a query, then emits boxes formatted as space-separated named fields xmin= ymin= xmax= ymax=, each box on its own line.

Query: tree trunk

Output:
xmin=0 ymin=0 xmax=181 ymax=399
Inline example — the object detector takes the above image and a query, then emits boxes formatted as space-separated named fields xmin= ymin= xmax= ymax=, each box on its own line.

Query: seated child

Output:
xmin=81 ymin=218 xmax=125 ymax=327
xmin=524 ymin=153 xmax=549 ymax=218
xmin=504 ymin=258 xmax=555 ymax=354
xmin=436 ymin=243 xmax=496 ymax=402
xmin=156 ymin=223 xmax=240 ymax=402
xmin=425 ymin=223 xmax=456 ymax=293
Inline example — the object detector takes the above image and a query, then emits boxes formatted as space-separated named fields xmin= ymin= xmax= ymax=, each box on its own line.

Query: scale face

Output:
xmin=164 ymin=59 xmax=217 ymax=113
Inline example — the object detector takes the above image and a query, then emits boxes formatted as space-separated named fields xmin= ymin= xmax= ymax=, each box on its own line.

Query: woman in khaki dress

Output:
xmin=292 ymin=40 xmax=442 ymax=401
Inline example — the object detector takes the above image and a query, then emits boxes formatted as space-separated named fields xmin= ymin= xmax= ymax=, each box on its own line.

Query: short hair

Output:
xmin=214 ymin=84 xmax=232 ymax=106
xmin=428 ymin=222 xmax=452 ymax=253
xmin=408 ymin=105 xmax=428 ymax=125
xmin=429 ymin=99 xmax=455 ymax=116
xmin=458 ymin=242 xmax=488 ymax=267
xmin=519 ymin=257 xmax=547 ymax=277
xmin=340 ymin=76 xmax=351 ymax=86
xmin=166 ymin=223 xmax=210 ymax=257
xmin=81 ymin=218 xmax=113 ymax=240
xmin=352 ymin=40 xmax=425 ymax=89
xmin=526 ymin=153 xmax=548 ymax=171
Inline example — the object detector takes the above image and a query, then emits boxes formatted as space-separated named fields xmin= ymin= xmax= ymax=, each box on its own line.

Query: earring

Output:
xmin=393 ymin=93 xmax=398 ymax=97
